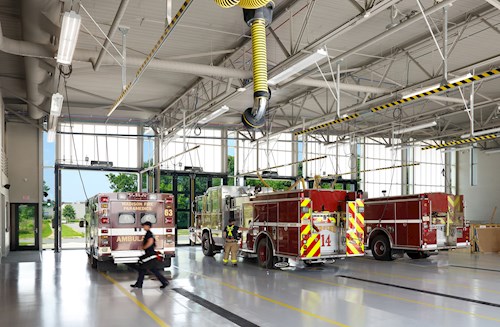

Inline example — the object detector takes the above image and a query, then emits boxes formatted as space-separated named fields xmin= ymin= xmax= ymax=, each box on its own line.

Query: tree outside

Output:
xmin=106 ymin=173 xmax=138 ymax=192
xmin=62 ymin=204 xmax=76 ymax=221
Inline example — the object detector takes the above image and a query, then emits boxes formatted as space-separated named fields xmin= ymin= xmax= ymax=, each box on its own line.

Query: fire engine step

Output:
xmin=337 ymin=275 xmax=500 ymax=308
xmin=172 ymin=288 xmax=259 ymax=327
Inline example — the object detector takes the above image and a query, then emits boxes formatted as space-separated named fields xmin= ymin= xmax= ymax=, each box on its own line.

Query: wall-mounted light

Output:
xmin=56 ymin=11 xmax=82 ymax=65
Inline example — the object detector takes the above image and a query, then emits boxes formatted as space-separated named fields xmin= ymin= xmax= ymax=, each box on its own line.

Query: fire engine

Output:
xmin=364 ymin=193 xmax=470 ymax=260
xmin=191 ymin=186 xmax=365 ymax=268
xmin=82 ymin=192 xmax=175 ymax=271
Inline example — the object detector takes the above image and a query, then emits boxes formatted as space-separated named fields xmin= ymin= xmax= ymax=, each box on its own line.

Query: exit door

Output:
xmin=11 ymin=204 xmax=39 ymax=250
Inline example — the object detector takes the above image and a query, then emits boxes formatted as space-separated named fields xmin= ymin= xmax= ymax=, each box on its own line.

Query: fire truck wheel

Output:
xmin=371 ymin=235 xmax=393 ymax=261
xmin=89 ymin=253 xmax=97 ymax=269
xmin=201 ymin=232 xmax=215 ymax=257
xmin=257 ymin=238 xmax=276 ymax=269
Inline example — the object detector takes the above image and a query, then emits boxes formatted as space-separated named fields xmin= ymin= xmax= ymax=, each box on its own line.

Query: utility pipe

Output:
xmin=92 ymin=0 xmax=130 ymax=71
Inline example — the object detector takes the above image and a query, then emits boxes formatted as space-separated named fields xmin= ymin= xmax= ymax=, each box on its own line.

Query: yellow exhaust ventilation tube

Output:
xmin=215 ymin=0 xmax=274 ymax=130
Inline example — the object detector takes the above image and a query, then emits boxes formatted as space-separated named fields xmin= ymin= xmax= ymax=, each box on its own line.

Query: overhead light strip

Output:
xmin=421 ymin=134 xmax=497 ymax=150
xmin=371 ymin=68 xmax=500 ymax=113
xmin=393 ymin=121 xmax=437 ymax=135
xmin=238 ymin=156 xmax=327 ymax=176
xmin=294 ymin=114 xmax=360 ymax=136
xmin=268 ymin=48 xmax=328 ymax=86
xmin=107 ymin=0 xmax=194 ymax=117
xmin=461 ymin=126 xmax=500 ymax=139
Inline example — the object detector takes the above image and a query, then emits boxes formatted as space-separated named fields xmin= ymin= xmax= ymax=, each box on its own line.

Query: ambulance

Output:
xmin=82 ymin=192 xmax=175 ymax=271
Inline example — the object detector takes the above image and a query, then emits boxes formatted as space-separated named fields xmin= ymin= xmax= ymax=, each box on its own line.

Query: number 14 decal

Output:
xmin=321 ymin=234 xmax=331 ymax=247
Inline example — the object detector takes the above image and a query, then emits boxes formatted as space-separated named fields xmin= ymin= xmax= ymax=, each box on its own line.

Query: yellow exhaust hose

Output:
xmin=250 ymin=19 xmax=268 ymax=94
xmin=214 ymin=0 xmax=271 ymax=9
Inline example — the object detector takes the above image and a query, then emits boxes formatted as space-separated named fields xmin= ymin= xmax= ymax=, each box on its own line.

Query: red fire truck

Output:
xmin=193 ymin=186 xmax=365 ymax=268
xmin=82 ymin=192 xmax=175 ymax=271
xmin=364 ymin=193 xmax=470 ymax=260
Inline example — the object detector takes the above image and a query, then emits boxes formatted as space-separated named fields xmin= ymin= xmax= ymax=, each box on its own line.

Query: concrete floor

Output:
xmin=1 ymin=248 xmax=500 ymax=327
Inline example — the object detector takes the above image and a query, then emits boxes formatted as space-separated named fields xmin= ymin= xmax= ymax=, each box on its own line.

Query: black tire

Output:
xmin=201 ymin=232 xmax=215 ymax=257
xmin=90 ymin=252 xmax=97 ymax=269
xmin=257 ymin=238 xmax=276 ymax=269
xmin=407 ymin=251 xmax=430 ymax=259
xmin=371 ymin=235 xmax=393 ymax=261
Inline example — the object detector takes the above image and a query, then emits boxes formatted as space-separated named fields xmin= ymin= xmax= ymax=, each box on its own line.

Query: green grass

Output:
xmin=61 ymin=225 xmax=84 ymax=238
xmin=42 ymin=221 xmax=52 ymax=238
xmin=178 ymin=229 xmax=189 ymax=236
xmin=18 ymin=221 xmax=52 ymax=240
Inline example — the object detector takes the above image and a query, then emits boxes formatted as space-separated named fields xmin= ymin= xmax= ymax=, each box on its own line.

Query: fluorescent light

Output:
xmin=51 ymin=93 xmax=64 ymax=117
xmin=402 ymin=74 xmax=473 ymax=99
xmin=198 ymin=105 xmax=229 ymax=124
xmin=363 ymin=11 xmax=371 ymax=18
xmin=237 ymin=87 xmax=247 ymax=92
xmin=485 ymin=0 xmax=500 ymax=11
xmin=57 ymin=11 xmax=81 ymax=65
xmin=268 ymin=48 xmax=328 ymax=85
xmin=461 ymin=127 xmax=500 ymax=139
xmin=393 ymin=121 xmax=437 ymax=135
xmin=47 ymin=130 xmax=56 ymax=143
xmin=484 ymin=148 xmax=500 ymax=154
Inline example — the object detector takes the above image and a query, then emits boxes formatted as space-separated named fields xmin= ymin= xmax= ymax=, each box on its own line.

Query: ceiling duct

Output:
xmin=21 ymin=0 xmax=59 ymax=119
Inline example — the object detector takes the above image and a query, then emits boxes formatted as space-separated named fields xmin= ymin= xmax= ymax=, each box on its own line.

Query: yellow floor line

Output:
xmin=173 ymin=265 xmax=349 ymax=327
xmin=288 ymin=273 xmax=500 ymax=323
xmin=100 ymin=273 xmax=170 ymax=327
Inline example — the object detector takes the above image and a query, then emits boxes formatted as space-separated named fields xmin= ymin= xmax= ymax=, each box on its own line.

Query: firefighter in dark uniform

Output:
xmin=131 ymin=221 xmax=169 ymax=289
xmin=223 ymin=217 xmax=239 ymax=266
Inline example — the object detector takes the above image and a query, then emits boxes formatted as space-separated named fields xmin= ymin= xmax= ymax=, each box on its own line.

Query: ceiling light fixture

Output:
xmin=198 ymin=105 xmax=229 ymax=124
xmin=485 ymin=0 xmax=500 ymax=11
xmin=50 ymin=93 xmax=64 ymax=117
xmin=402 ymin=74 xmax=473 ymax=100
xmin=268 ymin=48 xmax=328 ymax=86
xmin=56 ymin=11 xmax=82 ymax=65
xmin=393 ymin=121 xmax=437 ymax=135
xmin=461 ymin=127 xmax=500 ymax=139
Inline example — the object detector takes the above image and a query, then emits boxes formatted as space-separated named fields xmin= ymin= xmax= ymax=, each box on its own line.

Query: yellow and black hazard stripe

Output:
xmin=294 ymin=113 xmax=360 ymax=136
xmin=421 ymin=134 xmax=497 ymax=150
xmin=371 ymin=68 xmax=500 ymax=113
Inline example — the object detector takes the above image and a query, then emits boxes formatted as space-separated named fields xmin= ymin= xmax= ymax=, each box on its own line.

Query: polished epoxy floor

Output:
xmin=2 ymin=248 xmax=500 ymax=327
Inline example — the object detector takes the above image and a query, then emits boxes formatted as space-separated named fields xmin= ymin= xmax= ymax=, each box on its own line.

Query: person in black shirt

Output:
xmin=130 ymin=221 xmax=169 ymax=289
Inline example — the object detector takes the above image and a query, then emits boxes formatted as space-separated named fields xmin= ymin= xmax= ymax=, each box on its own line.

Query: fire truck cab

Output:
xmin=364 ymin=193 xmax=470 ymax=260
xmin=192 ymin=186 xmax=365 ymax=268
xmin=83 ymin=192 xmax=175 ymax=271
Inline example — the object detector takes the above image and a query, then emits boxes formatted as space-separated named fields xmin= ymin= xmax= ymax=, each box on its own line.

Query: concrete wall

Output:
xmin=6 ymin=121 xmax=42 ymax=250
xmin=457 ymin=150 xmax=500 ymax=222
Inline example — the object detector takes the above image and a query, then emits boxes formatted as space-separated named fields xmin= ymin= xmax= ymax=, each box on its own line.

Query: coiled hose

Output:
xmin=214 ymin=0 xmax=271 ymax=9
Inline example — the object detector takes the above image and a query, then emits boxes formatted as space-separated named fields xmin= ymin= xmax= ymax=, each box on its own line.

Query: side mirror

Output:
xmin=79 ymin=220 xmax=85 ymax=228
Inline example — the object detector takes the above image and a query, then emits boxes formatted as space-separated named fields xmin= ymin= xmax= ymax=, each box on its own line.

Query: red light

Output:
xmin=101 ymin=229 xmax=108 ymax=234
xmin=100 ymin=196 xmax=109 ymax=203
xmin=101 ymin=217 xmax=109 ymax=224
xmin=166 ymin=229 xmax=172 ymax=233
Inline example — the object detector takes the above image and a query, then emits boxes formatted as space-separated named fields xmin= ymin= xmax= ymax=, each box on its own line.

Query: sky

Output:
xmin=44 ymin=132 xmax=116 ymax=203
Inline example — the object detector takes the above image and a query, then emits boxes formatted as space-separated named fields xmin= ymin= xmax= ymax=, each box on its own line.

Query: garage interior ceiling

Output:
xmin=2 ymin=0 xmax=500 ymax=149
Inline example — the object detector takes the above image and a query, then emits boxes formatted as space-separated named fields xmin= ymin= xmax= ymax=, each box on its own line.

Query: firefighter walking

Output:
xmin=223 ymin=217 xmax=239 ymax=266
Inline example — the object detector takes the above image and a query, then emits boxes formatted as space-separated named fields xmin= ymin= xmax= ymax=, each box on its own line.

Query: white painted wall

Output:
xmin=457 ymin=149 xmax=500 ymax=222
xmin=6 ymin=121 xmax=42 ymax=250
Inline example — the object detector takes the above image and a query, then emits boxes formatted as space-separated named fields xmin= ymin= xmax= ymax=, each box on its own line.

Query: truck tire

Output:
xmin=371 ymin=235 xmax=393 ymax=261
xmin=257 ymin=238 xmax=276 ymax=269
xmin=90 ymin=253 xmax=97 ymax=269
xmin=202 ymin=232 xmax=215 ymax=257
xmin=406 ymin=251 xmax=430 ymax=259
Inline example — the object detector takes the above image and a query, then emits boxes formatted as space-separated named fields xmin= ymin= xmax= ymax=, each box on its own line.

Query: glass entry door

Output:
xmin=12 ymin=204 xmax=39 ymax=250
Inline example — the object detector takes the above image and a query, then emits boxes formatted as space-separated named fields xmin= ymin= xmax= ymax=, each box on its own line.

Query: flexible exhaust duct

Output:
xmin=215 ymin=0 xmax=273 ymax=130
